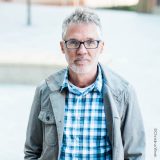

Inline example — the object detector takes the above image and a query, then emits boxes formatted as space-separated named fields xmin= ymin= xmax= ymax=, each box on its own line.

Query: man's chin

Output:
xmin=70 ymin=65 xmax=93 ymax=74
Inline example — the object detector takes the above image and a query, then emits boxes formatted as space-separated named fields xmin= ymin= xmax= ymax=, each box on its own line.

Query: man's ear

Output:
xmin=60 ymin=41 xmax=65 ymax=54
xmin=100 ymin=41 xmax=104 ymax=54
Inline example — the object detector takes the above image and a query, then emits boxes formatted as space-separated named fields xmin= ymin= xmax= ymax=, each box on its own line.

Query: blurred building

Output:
xmin=0 ymin=0 xmax=139 ymax=6
xmin=1 ymin=0 xmax=160 ymax=13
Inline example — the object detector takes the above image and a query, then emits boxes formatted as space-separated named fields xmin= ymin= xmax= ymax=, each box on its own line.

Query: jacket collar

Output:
xmin=46 ymin=68 xmax=67 ymax=92
xmin=46 ymin=63 xmax=127 ymax=99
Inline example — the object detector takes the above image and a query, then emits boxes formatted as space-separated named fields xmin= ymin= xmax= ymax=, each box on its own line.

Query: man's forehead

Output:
xmin=65 ymin=23 xmax=101 ymax=40
xmin=67 ymin=23 xmax=99 ymax=32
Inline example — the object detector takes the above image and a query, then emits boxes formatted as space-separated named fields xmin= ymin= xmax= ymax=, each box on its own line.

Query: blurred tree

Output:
xmin=137 ymin=0 xmax=156 ymax=12
xmin=27 ymin=0 xmax=31 ymax=25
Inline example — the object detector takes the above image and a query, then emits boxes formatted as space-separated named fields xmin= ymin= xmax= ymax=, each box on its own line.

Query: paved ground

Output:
xmin=0 ymin=2 xmax=160 ymax=160
xmin=0 ymin=84 xmax=35 ymax=160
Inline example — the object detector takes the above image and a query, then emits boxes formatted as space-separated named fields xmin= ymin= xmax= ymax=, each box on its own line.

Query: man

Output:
xmin=24 ymin=8 xmax=145 ymax=160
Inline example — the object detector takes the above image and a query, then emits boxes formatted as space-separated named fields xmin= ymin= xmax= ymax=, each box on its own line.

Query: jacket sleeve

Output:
xmin=122 ymin=84 xmax=146 ymax=160
xmin=24 ymin=86 xmax=43 ymax=159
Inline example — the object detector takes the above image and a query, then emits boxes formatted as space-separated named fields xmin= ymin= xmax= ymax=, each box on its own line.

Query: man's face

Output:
xmin=60 ymin=23 xmax=104 ymax=74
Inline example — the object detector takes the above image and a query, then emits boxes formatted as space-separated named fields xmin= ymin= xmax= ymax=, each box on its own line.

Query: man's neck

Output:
xmin=68 ymin=67 xmax=98 ymax=88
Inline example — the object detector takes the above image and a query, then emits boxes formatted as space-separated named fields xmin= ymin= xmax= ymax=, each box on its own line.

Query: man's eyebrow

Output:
xmin=85 ymin=38 xmax=97 ymax=40
xmin=66 ymin=38 xmax=78 ymax=41
xmin=66 ymin=38 xmax=96 ymax=41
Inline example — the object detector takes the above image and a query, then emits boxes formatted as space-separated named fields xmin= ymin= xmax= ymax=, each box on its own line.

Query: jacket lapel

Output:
xmin=49 ymin=91 xmax=65 ymax=157
xmin=100 ymin=64 xmax=121 ymax=152
xmin=46 ymin=69 xmax=66 ymax=158
xmin=103 ymin=84 xmax=120 ymax=145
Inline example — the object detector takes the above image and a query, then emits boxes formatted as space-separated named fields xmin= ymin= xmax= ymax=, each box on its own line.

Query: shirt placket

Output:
xmin=75 ymin=95 xmax=82 ymax=146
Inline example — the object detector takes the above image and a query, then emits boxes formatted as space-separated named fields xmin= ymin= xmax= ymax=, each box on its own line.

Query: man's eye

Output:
xmin=69 ymin=40 xmax=79 ymax=45
xmin=86 ymin=40 xmax=95 ymax=45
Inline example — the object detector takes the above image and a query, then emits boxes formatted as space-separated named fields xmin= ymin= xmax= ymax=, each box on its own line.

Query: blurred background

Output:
xmin=0 ymin=0 xmax=160 ymax=159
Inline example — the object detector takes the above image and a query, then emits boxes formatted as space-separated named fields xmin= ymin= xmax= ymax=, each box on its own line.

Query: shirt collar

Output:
xmin=60 ymin=67 xmax=69 ymax=92
xmin=60 ymin=64 xmax=103 ymax=94
xmin=94 ymin=64 xmax=103 ymax=93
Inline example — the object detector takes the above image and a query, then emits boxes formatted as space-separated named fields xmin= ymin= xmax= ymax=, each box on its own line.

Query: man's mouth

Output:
xmin=74 ymin=59 xmax=89 ymax=64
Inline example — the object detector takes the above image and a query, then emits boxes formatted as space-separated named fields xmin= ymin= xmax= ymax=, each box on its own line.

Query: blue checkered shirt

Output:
xmin=60 ymin=65 xmax=112 ymax=160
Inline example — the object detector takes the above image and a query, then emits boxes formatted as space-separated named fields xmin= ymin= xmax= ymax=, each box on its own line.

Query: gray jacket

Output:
xmin=24 ymin=65 xmax=146 ymax=160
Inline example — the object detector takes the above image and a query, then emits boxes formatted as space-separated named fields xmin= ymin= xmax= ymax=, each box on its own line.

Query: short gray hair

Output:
xmin=62 ymin=8 xmax=102 ymax=39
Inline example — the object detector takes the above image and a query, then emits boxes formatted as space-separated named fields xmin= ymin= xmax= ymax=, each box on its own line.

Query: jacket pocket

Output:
xmin=38 ymin=111 xmax=58 ymax=146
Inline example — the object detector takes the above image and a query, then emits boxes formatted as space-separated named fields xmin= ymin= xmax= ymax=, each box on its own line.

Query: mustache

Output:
xmin=74 ymin=57 xmax=89 ymax=61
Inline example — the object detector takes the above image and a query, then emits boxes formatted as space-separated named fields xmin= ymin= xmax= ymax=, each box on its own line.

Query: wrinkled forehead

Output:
xmin=64 ymin=22 xmax=102 ymax=40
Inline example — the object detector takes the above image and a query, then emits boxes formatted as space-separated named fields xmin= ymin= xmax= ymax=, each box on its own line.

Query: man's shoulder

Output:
xmin=101 ymin=66 xmax=138 ymax=107
xmin=36 ymin=68 xmax=67 ymax=92
xmin=107 ymin=67 xmax=129 ymax=86
xmin=101 ymin=65 xmax=132 ymax=96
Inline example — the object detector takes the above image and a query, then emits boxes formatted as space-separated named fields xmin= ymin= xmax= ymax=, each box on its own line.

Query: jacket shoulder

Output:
xmin=105 ymin=67 xmax=137 ymax=106
xmin=103 ymin=66 xmax=130 ymax=93
xmin=36 ymin=68 xmax=66 ymax=93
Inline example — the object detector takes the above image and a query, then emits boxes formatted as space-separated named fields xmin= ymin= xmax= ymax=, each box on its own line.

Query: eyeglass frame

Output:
xmin=64 ymin=39 xmax=101 ymax=49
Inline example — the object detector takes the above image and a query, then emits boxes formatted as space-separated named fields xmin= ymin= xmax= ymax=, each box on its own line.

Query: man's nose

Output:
xmin=76 ymin=43 xmax=87 ymax=55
